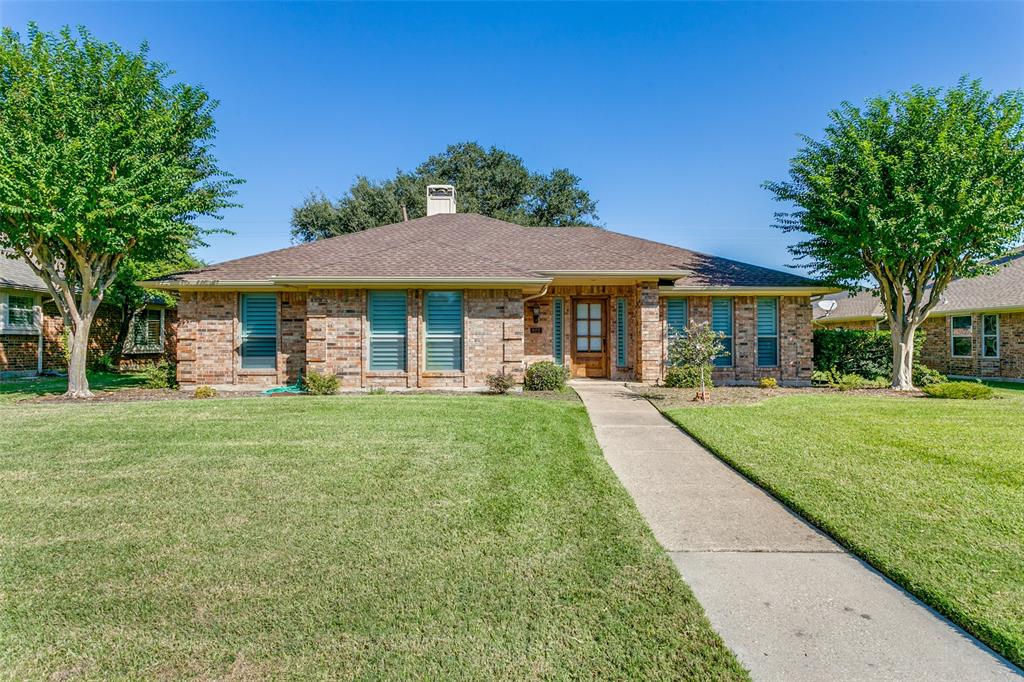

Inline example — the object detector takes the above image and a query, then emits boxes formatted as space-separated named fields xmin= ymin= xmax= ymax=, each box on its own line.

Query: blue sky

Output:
xmin=3 ymin=2 xmax=1022 ymax=272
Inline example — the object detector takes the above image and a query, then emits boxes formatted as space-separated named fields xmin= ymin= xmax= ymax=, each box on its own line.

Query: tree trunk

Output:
xmin=66 ymin=314 xmax=95 ymax=398
xmin=891 ymin=324 xmax=916 ymax=391
xmin=109 ymin=300 xmax=139 ymax=367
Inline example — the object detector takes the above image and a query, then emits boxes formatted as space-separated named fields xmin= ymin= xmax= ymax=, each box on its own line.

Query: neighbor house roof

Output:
xmin=813 ymin=246 xmax=1024 ymax=322
xmin=0 ymin=253 xmax=48 ymax=293
xmin=145 ymin=212 xmax=828 ymax=292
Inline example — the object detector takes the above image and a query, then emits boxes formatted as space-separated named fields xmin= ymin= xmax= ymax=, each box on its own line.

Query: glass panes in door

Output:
xmin=576 ymin=302 xmax=603 ymax=352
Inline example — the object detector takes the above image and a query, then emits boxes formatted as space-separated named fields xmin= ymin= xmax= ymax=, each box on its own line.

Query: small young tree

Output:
xmin=667 ymin=321 xmax=727 ymax=402
xmin=765 ymin=78 xmax=1024 ymax=390
xmin=0 ymin=25 xmax=238 ymax=396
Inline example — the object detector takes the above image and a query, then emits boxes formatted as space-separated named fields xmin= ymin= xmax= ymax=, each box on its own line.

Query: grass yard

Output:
xmin=0 ymin=371 xmax=146 ymax=403
xmin=0 ymin=395 xmax=745 ymax=680
xmin=663 ymin=386 xmax=1024 ymax=668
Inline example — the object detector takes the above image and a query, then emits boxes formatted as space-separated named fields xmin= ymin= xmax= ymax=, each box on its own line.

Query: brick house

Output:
xmin=813 ymin=247 xmax=1024 ymax=380
xmin=145 ymin=188 xmax=831 ymax=390
xmin=0 ymin=255 xmax=176 ymax=377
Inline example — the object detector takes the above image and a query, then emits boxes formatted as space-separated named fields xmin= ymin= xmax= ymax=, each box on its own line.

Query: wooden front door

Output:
xmin=571 ymin=298 xmax=608 ymax=378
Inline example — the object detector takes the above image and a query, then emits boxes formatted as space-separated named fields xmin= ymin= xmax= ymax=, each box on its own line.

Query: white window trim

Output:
xmin=124 ymin=307 xmax=166 ymax=355
xmin=982 ymin=314 xmax=999 ymax=359
xmin=950 ymin=315 xmax=973 ymax=358
xmin=0 ymin=291 xmax=43 ymax=335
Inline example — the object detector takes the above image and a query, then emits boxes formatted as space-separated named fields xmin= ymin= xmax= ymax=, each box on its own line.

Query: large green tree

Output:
xmin=291 ymin=142 xmax=599 ymax=242
xmin=765 ymin=78 xmax=1024 ymax=389
xmin=0 ymin=25 xmax=238 ymax=397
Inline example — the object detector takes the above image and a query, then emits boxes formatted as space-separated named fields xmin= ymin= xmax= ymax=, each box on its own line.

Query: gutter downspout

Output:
xmin=522 ymin=285 xmax=549 ymax=305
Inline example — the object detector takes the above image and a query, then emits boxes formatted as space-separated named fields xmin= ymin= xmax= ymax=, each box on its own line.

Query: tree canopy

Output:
xmin=291 ymin=142 xmax=599 ymax=242
xmin=765 ymin=78 xmax=1024 ymax=389
xmin=0 ymin=24 xmax=239 ymax=396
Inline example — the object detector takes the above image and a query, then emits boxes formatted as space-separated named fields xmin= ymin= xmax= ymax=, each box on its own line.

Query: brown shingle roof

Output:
xmin=813 ymin=247 xmax=1024 ymax=321
xmin=150 ymin=212 xmax=824 ymax=289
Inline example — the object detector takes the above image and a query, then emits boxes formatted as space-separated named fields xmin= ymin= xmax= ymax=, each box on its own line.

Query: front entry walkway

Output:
xmin=572 ymin=380 xmax=1021 ymax=681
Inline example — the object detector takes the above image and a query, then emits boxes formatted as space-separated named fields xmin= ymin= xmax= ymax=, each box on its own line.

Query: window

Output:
xmin=576 ymin=302 xmax=602 ymax=352
xmin=983 ymin=314 xmax=999 ymax=358
xmin=951 ymin=315 xmax=972 ymax=357
xmin=552 ymin=298 xmax=564 ymax=365
xmin=127 ymin=308 xmax=164 ymax=353
xmin=616 ymin=297 xmax=627 ymax=367
xmin=711 ymin=298 xmax=733 ymax=367
xmin=6 ymin=294 xmax=35 ymax=328
xmin=368 ymin=291 xmax=407 ymax=371
xmin=756 ymin=297 xmax=779 ymax=367
xmin=666 ymin=298 xmax=688 ymax=338
xmin=240 ymin=293 xmax=277 ymax=369
xmin=425 ymin=291 xmax=463 ymax=371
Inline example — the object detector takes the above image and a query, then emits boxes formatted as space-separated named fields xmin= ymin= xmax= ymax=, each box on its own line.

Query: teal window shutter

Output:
xmin=240 ymin=293 xmax=277 ymax=369
xmin=616 ymin=297 xmax=627 ymax=367
xmin=425 ymin=291 xmax=463 ymax=371
xmin=666 ymin=298 xmax=688 ymax=338
xmin=711 ymin=298 xmax=733 ymax=367
xmin=552 ymin=298 xmax=564 ymax=365
xmin=756 ymin=297 xmax=778 ymax=367
xmin=368 ymin=291 xmax=407 ymax=370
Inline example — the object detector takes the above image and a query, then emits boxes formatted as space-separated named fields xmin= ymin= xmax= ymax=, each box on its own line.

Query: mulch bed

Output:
xmin=630 ymin=384 xmax=925 ymax=408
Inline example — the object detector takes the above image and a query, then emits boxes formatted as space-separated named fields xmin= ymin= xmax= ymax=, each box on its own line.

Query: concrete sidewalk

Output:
xmin=573 ymin=380 xmax=1022 ymax=681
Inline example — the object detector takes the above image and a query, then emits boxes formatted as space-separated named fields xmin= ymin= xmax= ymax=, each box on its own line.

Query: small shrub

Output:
xmin=922 ymin=381 xmax=994 ymax=400
xmin=368 ymin=386 xmax=387 ymax=395
xmin=913 ymin=363 xmax=947 ymax=387
xmin=524 ymin=361 xmax=568 ymax=391
xmin=759 ymin=377 xmax=778 ymax=389
xmin=664 ymin=365 xmax=714 ymax=390
xmin=193 ymin=385 xmax=217 ymax=399
xmin=486 ymin=371 xmax=516 ymax=394
xmin=140 ymin=359 xmax=177 ymax=389
xmin=304 ymin=370 xmax=339 ymax=395
xmin=832 ymin=373 xmax=888 ymax=391
xmin=89 ymin=353 xmax=116 ymax=373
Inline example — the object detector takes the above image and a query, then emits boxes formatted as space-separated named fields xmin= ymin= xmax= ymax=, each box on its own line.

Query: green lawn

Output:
xmin=663 ymin=387 xmax=1024 ymax=668
xmin=0 ymin=371 xmax=146 ymax=403
xmin=0 ymin=395 xmax=745 ymax=680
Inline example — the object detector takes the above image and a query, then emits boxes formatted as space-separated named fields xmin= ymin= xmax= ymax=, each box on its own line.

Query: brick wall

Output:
xmin=177 ymin=291 xmax=237 ymax=386
xmin=0 ymin=334 xmax=39 ymax=373
xmin=663 ymin=295 xmax=813 ymax=386
xmin=920 ymin=312 xmax=1024 ymax=380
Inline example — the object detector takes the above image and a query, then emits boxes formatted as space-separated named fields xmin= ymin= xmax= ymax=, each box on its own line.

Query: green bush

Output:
xmin=922 ymin=381 xmax=994 ymax=400
xmin=89 ymin=353 xmax=116 ymax=373
xmin=663 ymin=365 xmax=714 ymax=389
xmin=813 ymin=328 xmax=925 ymax=379
xmin=759 ymin=377 xmax=778 ymax=389
xmin=368 ymin=386 xmax=387 ymax=395
xmin=913 ymin=363 xmax=947 ymax=387
xmin=524 ymin=361 xmax=568 ymax=391
xmin=304 ymin=370 xmax=339 ymax=395
xmin=140 ymin=359 xmax=177 ymax=389
xmin=486 ymin=371 xmax=517 ymax=394
xmin=193 ymin=385 xmax=217 ymax=399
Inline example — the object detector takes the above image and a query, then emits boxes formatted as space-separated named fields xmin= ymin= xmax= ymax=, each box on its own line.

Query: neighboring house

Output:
xmin=144 ymin=186 xmax=833 ymax=390
xmin=813 ymin=247 xmax=1024 ymax=380
xmin=0 ymin=254 xmax=177 ymax=377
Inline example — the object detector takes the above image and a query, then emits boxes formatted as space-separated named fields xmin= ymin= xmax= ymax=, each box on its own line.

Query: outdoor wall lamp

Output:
xmin=530 ymin=304 xmax=541 ymax=324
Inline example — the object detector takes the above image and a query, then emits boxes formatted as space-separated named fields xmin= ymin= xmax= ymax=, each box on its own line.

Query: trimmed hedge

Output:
xmin=524 ymin=361 xmax=569 ymax=391
xmin=813 ymin=328 xmax=924 ymax=379
xmin=664 ymin=365 xmax=714 ymax=390
xmin=922 ymin=381 xmax=994 ymax=400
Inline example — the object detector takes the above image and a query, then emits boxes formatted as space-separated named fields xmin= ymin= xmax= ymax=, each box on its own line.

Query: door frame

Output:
xmin=570 ymin=296 xmax=609 ymax=378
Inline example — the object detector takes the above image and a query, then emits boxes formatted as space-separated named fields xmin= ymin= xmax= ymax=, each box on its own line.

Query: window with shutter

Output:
xmin=368 ymin=291 xmax=408 ymax=371
xmin=240 ymin=293 xmax=277 ymax=369
xmin=425 ymin=291 xmax=463 ymax=371
xmin=711 ymin=298 xmax=733 ymax=367
xmin=616 ymin=297 xmax=627 ymax=368
xmin=552 ymin=298 xmax=564 ymax=365
xmin=128 ymin=308 xmax=164 ymax=353
xmin=756 ymin=298 xmax=779 ymax=367
xmin=666 ymin=298 xmax=688 ymax=338
xmin=6 ymin=295 xmax=35 ymax=328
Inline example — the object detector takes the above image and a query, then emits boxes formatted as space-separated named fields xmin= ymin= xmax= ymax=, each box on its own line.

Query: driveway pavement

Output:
xmin=573 ymin=380 xmax=1022 ymax=681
